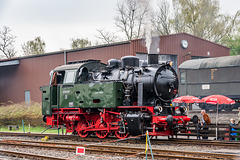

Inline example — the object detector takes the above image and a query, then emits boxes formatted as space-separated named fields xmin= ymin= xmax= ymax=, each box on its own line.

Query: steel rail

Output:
xmin=0 ymin=149 xmax=66 ymax=160
xmin=1 ymin=132 xmax=240 ymax=148
xmin=150 ymin=139 xmax=240 ymax=148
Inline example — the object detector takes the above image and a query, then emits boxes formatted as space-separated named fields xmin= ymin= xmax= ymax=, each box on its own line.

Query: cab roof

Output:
xmin=54 ymin=63 xmax=85 ymax=71
xmin=53 ymin=60 xmax=104 ymax=71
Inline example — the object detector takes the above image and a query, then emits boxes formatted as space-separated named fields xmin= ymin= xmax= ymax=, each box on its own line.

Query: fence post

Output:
xmin=196 ymin=123 xmax=199 ymax=140
xmin=229 ymin=124 xmax=231 ymax=141
xmin=22 ymin=120 xmax=25 ymax=133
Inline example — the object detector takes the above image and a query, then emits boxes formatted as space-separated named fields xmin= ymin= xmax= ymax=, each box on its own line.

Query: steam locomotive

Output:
xmin=41 ymin=55 xmax=197 ymax=139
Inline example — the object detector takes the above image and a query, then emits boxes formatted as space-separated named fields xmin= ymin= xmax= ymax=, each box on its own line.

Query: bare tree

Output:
xmin=70 ymin=38 xmax=91 ymax=49
xmin=114 ymin=0 xmax=150 ymax=40
xmin=22 ymin=37 xmax=46 ymax=56
xmin=171 ymin=0 xmax=187 ymax=34
xmin=0 ymin=26 xmax=17 ymax=59
xmin=152 ymin=0 xmax=172 ymax=36
xmin=95 ymin=28 xmax=119 ymax=44
xmin=151 ymin=0 xmax=240 ymax=43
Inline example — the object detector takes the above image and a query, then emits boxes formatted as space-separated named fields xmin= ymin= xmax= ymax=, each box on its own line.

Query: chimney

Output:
xmin=148 ymin=54 xmax=159 ymax=65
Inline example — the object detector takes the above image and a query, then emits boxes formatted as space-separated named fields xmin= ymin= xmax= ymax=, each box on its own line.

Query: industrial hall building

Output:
xmin=0 ymin=33 xmax=230 ymax=103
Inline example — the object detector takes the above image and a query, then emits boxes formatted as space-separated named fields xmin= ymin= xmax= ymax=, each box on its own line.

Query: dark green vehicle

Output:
xmin=179 ymin=55 xmax=240 ymax=111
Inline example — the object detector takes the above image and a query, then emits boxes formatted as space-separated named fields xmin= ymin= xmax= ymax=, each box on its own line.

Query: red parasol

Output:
xmin=173 ymin=95 xmax=202 ymax=103
xmin=201 ymin=95 xmax=235 ymax=140
xmin=201 ymin=95 xmax=235 ymax=105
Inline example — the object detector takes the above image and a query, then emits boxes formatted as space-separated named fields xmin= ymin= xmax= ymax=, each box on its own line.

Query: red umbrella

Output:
xmin=201 ymin=95 xmax=235 ymax=105
xmin=173 ymin=95 xmax=202 ymax=103
xmin=201 ymin=95 xmax=235 ymax=139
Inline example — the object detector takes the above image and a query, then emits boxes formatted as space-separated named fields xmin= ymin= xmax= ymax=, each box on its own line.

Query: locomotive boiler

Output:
xmin=41 ymin=55 xmax=197 ymax=139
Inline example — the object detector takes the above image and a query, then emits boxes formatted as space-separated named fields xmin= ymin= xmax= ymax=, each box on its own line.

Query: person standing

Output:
xmin=201 ymin=110 xmax=211 ymax=139
xmin=201 ymin=110 xmax=211 ymax=125
xmin=230 ymin=118 xmax=237 ymax=140
xmin=196 ymin=119 xmax=203 ymax=139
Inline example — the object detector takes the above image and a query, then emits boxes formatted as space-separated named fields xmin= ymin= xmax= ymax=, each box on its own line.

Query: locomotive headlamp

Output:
xmin=154 ymin=106 xmax=163 ymax=113
xmin=165 ymin=61 xmax=173 ymax=66
xmin=179 ymin=106 xmax=187 ymax=114
xmin=184 ymin=106 xmax=188 ymax=112
xmin=158 ymin=106 xmax=163 ymax=112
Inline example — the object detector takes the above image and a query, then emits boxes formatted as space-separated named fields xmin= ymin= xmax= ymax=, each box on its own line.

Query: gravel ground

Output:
xmin=0 ymin=144 xmax=143 ymax=160
xmin=0 ymin=135 xmax=225 ymax=160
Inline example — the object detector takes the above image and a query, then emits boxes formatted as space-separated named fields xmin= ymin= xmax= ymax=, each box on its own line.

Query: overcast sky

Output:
xmin=1 ymin=0 xmax=240 ymax=56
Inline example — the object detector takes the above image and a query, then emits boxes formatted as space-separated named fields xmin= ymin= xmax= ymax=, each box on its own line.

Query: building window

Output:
xmin=25 ymin=91 xmax=31 ymax=102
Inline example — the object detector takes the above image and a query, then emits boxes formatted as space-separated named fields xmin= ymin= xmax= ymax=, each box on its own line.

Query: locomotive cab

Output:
xmin=77 ymin=67 xmax=89 ymax=83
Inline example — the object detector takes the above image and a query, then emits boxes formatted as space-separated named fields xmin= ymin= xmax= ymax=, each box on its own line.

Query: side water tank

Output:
xmin=121 ymin=56 xmax=139 ymax=68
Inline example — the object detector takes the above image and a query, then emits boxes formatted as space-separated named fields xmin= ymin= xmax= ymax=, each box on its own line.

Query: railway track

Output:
xmin=0 ymin=149 xmax=66 ymax=160
xmin=152 ymin=139 xmax=240 ymax=148
xmin=1 ymin=132 xmax=240 ymax=148
xmin=0 ymin=139 xmax=239 ymax=159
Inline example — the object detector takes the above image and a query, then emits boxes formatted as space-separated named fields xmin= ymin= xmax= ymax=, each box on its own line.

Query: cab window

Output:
xmin=50 ymin=71 xmax=65 ymax=86
xmin=77 ymin=67 xmax=89 ymax=83
xmin=64 ymin=70 xmax=76 ymax=84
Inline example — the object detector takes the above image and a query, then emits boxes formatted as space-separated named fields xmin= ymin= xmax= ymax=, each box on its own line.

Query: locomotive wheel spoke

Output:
xmin=95 ymin=119 xmax=108 ymax=139
xmin=77 ymin=120 xmax=89 ymax=138
xmin=115 ymin=131 xmax=129 ymax=139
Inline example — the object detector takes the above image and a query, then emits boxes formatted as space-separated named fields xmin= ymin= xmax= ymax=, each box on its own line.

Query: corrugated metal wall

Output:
xmin=0 ymin=54 xmax=64 ymax=102
xmin=67 ymin=42 xmax=131 ymax=64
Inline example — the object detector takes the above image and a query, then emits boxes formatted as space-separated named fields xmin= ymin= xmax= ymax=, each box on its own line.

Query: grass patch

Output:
xmin=0 ymin=102 xmax=67 ymax=134
xmin=0 ymin=101 xmax=44 ymax=127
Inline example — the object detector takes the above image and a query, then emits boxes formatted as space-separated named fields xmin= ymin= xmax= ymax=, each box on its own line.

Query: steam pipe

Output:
xmin=64 ymin=50 xmax=67 ymax=65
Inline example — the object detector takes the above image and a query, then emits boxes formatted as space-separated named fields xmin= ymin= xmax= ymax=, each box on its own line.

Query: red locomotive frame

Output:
xmin=46 ymin=105 xmax=191 ymax=139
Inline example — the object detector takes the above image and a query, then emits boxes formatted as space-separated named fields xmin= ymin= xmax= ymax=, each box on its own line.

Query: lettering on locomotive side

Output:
xmin=94 ymin=91 xmax=104 ymax=94
xmin=63 ymin=90 xmax=70 ymax=93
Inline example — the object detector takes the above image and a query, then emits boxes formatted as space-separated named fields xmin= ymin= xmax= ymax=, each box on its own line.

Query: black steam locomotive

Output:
xmin=42 ymin=55 xmax=197 ymax=139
